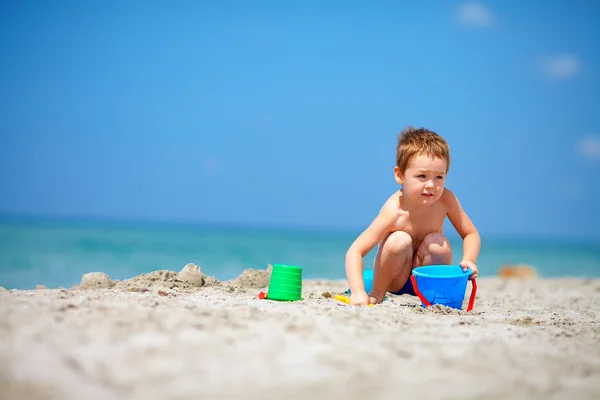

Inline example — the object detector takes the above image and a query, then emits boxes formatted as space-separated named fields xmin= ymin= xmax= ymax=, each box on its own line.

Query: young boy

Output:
xmin=345 ymin=126 xmax=481 ymax=306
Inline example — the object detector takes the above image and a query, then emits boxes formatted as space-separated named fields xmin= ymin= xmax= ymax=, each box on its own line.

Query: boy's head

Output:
xmin=395 ymin=126 xmax=450 ymax=177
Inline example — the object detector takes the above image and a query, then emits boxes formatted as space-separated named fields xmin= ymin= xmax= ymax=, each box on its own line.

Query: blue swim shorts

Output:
xmin=389 ymin=277 xmax=417 ymax=296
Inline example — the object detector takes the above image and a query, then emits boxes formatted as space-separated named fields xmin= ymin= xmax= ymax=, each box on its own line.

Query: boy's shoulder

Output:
xmin=440 ymin=187 xmax=458 ymax=204
xmin=441 ymin=187 xmax=455 ymax=200
xmin=440 ymin=188 xmax=466 ymax=216
xmin=379 ymin=189 xmax=401 ymax=207
xmin=377 ymin=190 xmax=404 ymax=219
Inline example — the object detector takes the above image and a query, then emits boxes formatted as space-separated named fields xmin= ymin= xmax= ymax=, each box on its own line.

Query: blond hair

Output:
xmin=396 ymin=126 xmax=450 ymax=175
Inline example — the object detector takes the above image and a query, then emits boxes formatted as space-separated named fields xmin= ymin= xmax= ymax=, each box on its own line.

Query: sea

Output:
xmin=1 ymin=216 xmax=599 ymax=290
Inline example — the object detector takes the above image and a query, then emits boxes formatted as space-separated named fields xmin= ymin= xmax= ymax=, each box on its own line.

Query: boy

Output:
xmin=345 ymin=126 xmax=481 ymax=306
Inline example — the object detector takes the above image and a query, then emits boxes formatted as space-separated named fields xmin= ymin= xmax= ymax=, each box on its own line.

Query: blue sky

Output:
xmin=1 ymin=0 xmax=599 ymax=239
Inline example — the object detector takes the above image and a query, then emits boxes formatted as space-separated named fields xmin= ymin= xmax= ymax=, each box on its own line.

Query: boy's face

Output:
xmin=394 ymin=154 xmax=447 ymax=206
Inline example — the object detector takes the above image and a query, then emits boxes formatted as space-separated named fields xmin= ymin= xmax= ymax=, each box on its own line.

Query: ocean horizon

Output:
xmin=1 ymin=214 xmax=599 ymax=290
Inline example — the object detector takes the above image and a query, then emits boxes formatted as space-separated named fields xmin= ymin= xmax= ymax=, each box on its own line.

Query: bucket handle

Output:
xmin=467 ymin=279 xmax=477 ymax=312
xmin=410 ymin=275 xmax=477 ymax=312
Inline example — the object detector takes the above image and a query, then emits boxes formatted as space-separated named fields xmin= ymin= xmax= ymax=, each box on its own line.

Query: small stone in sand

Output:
xmin=80 ymin=272 xmax=115 ymax=290
xmin=177 ymin=264 xmax=206 ymax=288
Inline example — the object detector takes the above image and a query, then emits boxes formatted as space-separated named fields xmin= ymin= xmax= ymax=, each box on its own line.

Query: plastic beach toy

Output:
xmin=410 ymin=265 xmax=477 ymax=312
xmin=334 ymin=294 xmax=374 ymax=307
xmin=263 ymin=264 xmax=303 ymax=301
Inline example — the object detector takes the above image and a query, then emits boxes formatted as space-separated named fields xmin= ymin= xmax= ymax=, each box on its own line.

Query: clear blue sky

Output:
xmin=1 ymin=0 xmax=599 ymax=239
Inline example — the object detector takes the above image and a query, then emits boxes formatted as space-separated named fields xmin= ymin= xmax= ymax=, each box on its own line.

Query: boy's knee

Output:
xmin=383 ymin=231 xmax=412 ymax=255
xmin=422 ymin=232 xmax=451 ymax=256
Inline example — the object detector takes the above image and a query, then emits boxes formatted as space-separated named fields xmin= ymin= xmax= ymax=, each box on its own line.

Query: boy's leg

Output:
xmin=369 ymin=231 xmax=413 ymax=304
xmin=413 ymin=232 xmax=453 ymax=268
xmin=388 ymin=232 xmax=454 ymax=298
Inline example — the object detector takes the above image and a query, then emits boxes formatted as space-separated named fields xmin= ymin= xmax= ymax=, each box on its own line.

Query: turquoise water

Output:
xmin=0 ymin=217 xmax=599 ymax=290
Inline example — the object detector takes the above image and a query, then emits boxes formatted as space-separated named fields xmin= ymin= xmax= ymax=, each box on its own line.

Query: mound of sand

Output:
xmin=224 ymin=264 xmax=273 ymax=289
xmin=72 ymin=263 xmax=275 ymax=294
xmin=70 ymin=264 xmax=221 ymax=293
xmin=114 ymin=263 xmax=220 ymax=292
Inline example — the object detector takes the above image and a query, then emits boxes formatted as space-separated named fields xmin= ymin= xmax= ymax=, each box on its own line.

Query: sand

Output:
xmin=0 ymin=265 xmax=599 ymax=400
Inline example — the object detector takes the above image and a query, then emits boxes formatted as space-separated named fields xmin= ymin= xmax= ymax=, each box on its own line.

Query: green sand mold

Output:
xmin=266 ymin=264 xmax=303 ymax=301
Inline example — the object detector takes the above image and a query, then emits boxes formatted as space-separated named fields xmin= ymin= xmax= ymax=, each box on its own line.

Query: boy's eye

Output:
xmin=417 ymin=174 xmax=426 ymax=178
xmin=436 ymin=176 xmax=444 ymax=180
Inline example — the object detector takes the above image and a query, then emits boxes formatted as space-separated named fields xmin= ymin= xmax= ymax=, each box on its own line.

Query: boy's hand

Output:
xmin=460 ymin=259 xmax=478 ymax=279
xmin=350 ymin=290 xmax=371 ymax=306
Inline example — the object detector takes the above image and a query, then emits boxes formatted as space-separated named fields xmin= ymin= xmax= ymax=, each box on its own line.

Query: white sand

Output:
xmin=1 ymin=269 xmax=599 ymax=400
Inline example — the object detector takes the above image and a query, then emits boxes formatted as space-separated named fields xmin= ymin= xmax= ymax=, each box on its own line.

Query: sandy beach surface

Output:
xmin=1 ymin=265 xmax=599 ymax=400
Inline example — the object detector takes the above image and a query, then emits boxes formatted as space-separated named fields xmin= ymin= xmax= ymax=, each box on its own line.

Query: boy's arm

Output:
xmin=345 ymin=206 xmax=397 ymax=294
xmin=443 ymin=189 xmax=481 ymax=273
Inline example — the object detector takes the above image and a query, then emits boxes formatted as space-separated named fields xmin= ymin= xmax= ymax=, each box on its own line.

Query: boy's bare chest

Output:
xmin=394 ymin=207 xmax=447 ymax=242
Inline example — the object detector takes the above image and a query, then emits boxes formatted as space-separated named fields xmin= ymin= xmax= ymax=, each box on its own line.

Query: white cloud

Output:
xmin=540 ymin=54 xmax=582 ymax=79
xmin=576 ymin=135 xmax=600 ymax=161
xmin=456 ymin=1 xmax=494 ymax=27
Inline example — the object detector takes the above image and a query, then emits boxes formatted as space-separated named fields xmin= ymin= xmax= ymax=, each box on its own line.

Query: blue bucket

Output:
xmin=411 ymin=265 xmax=477 ymax=311
xmin=363 ymin=269 xmax=374 ymax=293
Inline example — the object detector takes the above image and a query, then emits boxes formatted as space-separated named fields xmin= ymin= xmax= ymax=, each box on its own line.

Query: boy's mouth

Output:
xmin=422 ymin=193 xmax=433 ymax=197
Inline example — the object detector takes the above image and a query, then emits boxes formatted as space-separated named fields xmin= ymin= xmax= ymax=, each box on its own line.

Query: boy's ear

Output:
xmin=394 ymin=166 xmax=403 ymax=185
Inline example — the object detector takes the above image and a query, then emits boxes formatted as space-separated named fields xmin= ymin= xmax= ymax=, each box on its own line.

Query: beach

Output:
xmin=1 ymin=265 xmax=599 ymax=400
